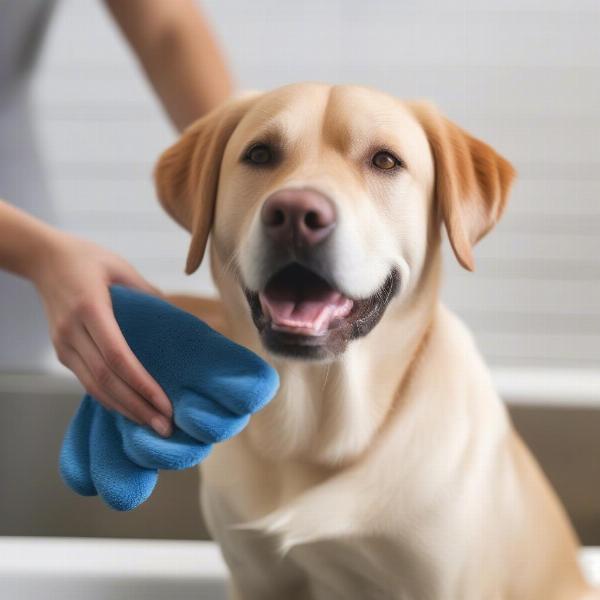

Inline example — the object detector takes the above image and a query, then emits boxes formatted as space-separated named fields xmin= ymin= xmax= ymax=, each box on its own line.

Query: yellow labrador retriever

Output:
xmin=158 ymin=83 xmax=595 ymax=600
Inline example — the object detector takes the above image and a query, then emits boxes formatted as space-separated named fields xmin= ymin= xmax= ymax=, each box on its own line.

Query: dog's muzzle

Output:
xmin=242 ymin=188 xmax=400 ymax=360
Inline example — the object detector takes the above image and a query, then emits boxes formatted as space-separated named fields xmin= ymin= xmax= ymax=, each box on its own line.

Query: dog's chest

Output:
xmin=203 ymin=488 xmax=424 ymax=600
xmin=200 ymin=452 xmax=477 ymax=600
xmin=233 ymin=535 xmax=425 ymax=599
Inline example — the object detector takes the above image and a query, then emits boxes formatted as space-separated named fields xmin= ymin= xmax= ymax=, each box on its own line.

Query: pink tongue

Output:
xmin=259 ymin=287 xmax=353 ymax=336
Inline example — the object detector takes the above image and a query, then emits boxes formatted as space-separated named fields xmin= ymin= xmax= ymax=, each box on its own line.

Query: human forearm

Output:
xmin=104 ymin=0 xmax=233 ymax=131
xmin=0 ymin=199 xmax=172 ymax=433
xmin=0 ymin=199 xmax=60 ymax=282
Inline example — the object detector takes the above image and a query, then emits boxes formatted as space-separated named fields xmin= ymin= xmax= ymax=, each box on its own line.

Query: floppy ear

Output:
xmin=155 ymin=94 xmax=259 ymax=274
xmin=410 ymin=102 xmax=516 ymax=271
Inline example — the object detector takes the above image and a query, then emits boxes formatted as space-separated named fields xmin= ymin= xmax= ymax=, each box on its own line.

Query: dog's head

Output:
xmin=156 ymin=83 xmax=514 ymax=361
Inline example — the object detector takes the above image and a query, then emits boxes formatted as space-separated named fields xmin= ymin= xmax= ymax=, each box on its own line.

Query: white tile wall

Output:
xmin=31 ymin=0 xmax=600 ymax=369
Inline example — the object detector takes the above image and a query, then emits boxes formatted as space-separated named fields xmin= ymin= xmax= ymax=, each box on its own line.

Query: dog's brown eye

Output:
xmin=246 ymin=144 xmax=273 ymax=165
xmin=372 ymin=151 xmax=401 ymax=171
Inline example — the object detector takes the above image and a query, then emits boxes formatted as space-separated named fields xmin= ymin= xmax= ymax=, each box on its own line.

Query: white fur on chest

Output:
xmin=200 ymin=312 xmax=512 ymax=600
xmin=202 ymin=430 xmax=506 ymax=600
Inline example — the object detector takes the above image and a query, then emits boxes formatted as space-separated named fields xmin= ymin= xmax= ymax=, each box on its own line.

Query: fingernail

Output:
xmin=151 ymin=416 xmax=172 ymax=437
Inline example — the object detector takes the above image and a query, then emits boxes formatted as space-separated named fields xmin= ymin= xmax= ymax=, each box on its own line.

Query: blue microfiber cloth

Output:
xmin=60 ymin=285 xmax=279 ymax=511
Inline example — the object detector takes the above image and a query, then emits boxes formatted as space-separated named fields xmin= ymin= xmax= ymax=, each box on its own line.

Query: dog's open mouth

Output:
xmin=245 ymin=263 xmax=399 ymax=359
xmin=260 ymin=264 xmax=354 ymax=337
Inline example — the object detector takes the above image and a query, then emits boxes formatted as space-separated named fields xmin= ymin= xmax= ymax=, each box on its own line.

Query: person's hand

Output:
xmin=31 ymin=232 xmax=173 ymax=436
xmin=60 ymin=286 xmax=279 ymax=511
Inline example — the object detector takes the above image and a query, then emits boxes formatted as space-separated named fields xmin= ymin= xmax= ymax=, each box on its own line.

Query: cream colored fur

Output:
xmin=159 ymin=83 xmax=596 ymax=600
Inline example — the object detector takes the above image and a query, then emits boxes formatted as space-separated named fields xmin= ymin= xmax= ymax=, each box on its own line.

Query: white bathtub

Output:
xmin=0 ymin=538 xmax=228 ymax=600
xmin=1 ymin=537 xmax=600 ymax=599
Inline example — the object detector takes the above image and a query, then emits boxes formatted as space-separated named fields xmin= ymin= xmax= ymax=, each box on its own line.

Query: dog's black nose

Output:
xmin=261 ymin=188 xmax=336 ymax=248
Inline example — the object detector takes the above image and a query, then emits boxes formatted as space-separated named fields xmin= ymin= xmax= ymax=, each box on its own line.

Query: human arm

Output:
xmin=0 ymin=199 xmax=173 ymax=435
xmin=103 ymin=0 xmax=233 ymax=131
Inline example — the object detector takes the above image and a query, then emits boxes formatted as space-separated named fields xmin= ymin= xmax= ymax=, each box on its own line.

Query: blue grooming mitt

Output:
xmin=60 ymin=285 xmax=279 ymax=511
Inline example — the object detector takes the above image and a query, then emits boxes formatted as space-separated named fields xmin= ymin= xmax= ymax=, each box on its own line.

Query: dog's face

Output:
xmin=156 ymin=83 xmax=514 ymax=361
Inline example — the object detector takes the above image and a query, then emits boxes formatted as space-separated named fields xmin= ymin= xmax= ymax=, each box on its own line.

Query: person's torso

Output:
xmin=0 ymin=0 xmax=58 ymax=371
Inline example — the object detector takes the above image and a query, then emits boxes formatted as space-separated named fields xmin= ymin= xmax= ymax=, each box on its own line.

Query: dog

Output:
xmin=158 ymin=83 xmax=596 ymax=600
